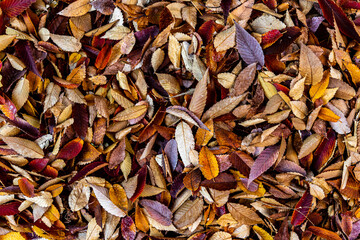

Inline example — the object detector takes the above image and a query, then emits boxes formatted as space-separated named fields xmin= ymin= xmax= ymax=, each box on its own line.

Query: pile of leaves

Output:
xmin=2 ymin=0 xmax=360 ymax=239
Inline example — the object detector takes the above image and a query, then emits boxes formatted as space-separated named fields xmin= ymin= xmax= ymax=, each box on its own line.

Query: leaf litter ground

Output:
xmin=0 ymin=0 xmax=359 ymax=239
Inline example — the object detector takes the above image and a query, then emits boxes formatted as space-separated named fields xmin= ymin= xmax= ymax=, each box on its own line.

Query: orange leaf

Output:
xmin=309 ymin=70 xmax=329 ymax=102
xmin=18 ymin=177 xmax=34 ymax=198
xmin=199 ymin=146 xmax=219 ymax=180
xmin=307 ymin=226 xmax=342 ymax=240
xmin=318 ymin=107 xmax=340 ymax=122
xmin=95 ymin=43 xmax=112 ymax=70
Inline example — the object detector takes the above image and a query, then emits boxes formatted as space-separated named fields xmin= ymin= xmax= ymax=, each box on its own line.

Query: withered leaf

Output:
xmin=199 ymin=146 xmax=219 ymax=180
xmin=299 ymin=43 xmax=323 ymax=85
xmin=175 ymin=121 xmax=195 ymax=167
xmin=90 ymin=183 xmax=126 ymax=218
xmin=2 ymin=136 xmax=44 ymax=158
xmin=139 ymin=199 xmax=172 ymax=226
xmin=227 ymin=203 xmax=263 ymax=225
xmin=235 ymin=22 xmax=264 ymax=69
xmin=248 ymin=145 xmax=280 ymax=185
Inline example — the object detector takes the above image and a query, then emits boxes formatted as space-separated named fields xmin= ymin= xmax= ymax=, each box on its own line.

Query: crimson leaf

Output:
xmin=0 ymin=0 xmax=36 ymax=18
xmin=318 ymin=0 xmax=360 ymax=42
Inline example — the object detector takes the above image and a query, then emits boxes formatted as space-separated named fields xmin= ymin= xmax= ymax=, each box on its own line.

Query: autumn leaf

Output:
xmin=248 ymin=145 xmax=280 ymax=186
xmin=199 ymin=146 xmax=219 ymax=180
xmin=235 ymin=22 xmax=264 ymax=69
xmin=291 ymin=190 xmax=314 ymax=226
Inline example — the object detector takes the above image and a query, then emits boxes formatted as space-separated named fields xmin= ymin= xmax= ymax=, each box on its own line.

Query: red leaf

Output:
xmin=264 ymin=27 xmax=301 ymax=55
xmin=18 ymin=178 xmax=34 ymax=197
xmin=198 ymin=20 xmax=215 ymax=45
xmin=318 ymin=0 xmax=360 ymax=42
xmin=28 ymin=158 xmax=48 ymax=172
xmin=0 ymin=201 xmax=21 ymax=216
xmin=200 ymin=172 xmax=237 ymax=190
xmin=273 ymin=83 xmax=289 ymax=95
xmin=95 ymin=44 xmax=112 ymax=70
xmin=307 ymin=226 xmax=342 ymax=240
xmin=275 ymin=160 xmax=306 ymax=176
xmin=0 ymin=0 xmax=36 ymax=18
xmin=0 ymin=93 xmax=17 ymax=120
xmin=261 ymin=30 xmax=283 ymax=49
xmin=68 ymin=161 xmax=108 ymax=185
xmin=262 ymin=0 xmax=277 ymax=9
xmin=121 ymin=216 xmax=136 ymax=240
xmin=312 ymin=129 xmax=336 ymax=172
xmin=139 ymin=199 xmax=172 ymax=226
xmin=130 ymin=165 xmax=147 ymax=202
xmin=341 ymin=0 xmax=360 ymax=9
xmin=248 ymin=145 xmax=280 ymax=186
xmin=291 ymin=190 xmax=314 ymax=226
xmin=56 ymin=138 xmax=84 ymax=160
xmin=72 ymin=104 xmax=88 ymax=140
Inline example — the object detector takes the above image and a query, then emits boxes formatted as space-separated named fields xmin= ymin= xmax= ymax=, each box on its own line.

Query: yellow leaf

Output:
xmin=258 ymin=75 xmax=277 ymax=99
xmin=309 ymin=70 xmax=330 ymax=102
xmin=109 ymin=184 xmax=128 ymax=212
xmin=344 ymin=62 xmax=360 ymax=87
xmin=195 ymin=119 xmax=214 ymax=146
xmin=44 ymin=204 xmax=60 ymax=222
xmin=0 ymin=232 xmax=26 ymax=240
xmin=253 ymin=225 xmax=274 ymax=240
xmin=135 ymin=204 xmax=150 ymax=232
xmin=199 ymin=146 xmax=219 ymax=180
xmin=318 ymin=107 xmax=340 ymax=122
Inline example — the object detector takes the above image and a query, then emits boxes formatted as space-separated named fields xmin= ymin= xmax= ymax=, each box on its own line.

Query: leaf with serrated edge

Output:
xmin=248 ymin=145 xmax=280 ymax=185
xmin=175 ymin=121 xmax=195 ymax=167
xmin=89 ymin=183 xmax=125 ymax=218
xmin=2 ymin=136 xmax=44 ymax=158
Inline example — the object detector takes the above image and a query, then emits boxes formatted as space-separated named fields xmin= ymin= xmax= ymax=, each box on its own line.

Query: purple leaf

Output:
xmin=166 ymin=106 xmax=209 ymax=130
xmin=307 ymin=16 xmax=324 ymax=32
xmin=1 ymin=60 xmax=26 ymax=92
xmin=2 ymin=115 xmax=41 ymax=139
xmin=350 ymin=220 xmax=360 ymax=240
xmin=15 ymin=41 xmax=42 ymax=78
xmin=248 ymin=145 xmax=280 ymax=186
xmin=72 ymin=103 xmax=88 ymax=140
xmin=164 ymin=139 xmax=178 ymax=171
xmin=220 ymin=0 xmax=232 ymax=23
xmin=235 ymin=22 xmax=264 ymax=69
xmin=275 ymin=159 xmax=306 ymax=176
xmin=134 ymin=26 xmax=159 ymax=46
xmin=139 ymin=199 xmax=172 ymax=226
